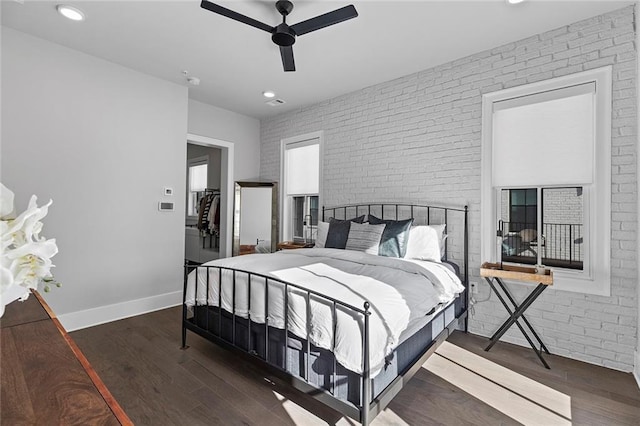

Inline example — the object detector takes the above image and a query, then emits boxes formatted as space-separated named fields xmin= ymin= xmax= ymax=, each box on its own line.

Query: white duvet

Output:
xmin=185 ymin=248 xmax=464 ymax=377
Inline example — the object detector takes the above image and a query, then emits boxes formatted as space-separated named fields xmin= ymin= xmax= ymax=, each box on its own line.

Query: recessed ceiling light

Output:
xmin=507 ymin=0 xmax=525 ymax=4
xmin=56 ymin=5 xmax=85 ymax=21
xmin=263 ymin=91 xmax=276 ymax=98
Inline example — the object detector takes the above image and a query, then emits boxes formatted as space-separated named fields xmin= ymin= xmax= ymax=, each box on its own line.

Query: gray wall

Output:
xmin=260 ymin=7 xmax=637 ymax=371
xmin=2 ymin=28 xmax=188 ymax=324
xmin=188 ymin=99 xmax=261 ymax=181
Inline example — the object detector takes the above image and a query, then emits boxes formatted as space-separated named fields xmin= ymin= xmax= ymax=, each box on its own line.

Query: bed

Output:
xmin=182 ymin=203 xmax=469 ymax=425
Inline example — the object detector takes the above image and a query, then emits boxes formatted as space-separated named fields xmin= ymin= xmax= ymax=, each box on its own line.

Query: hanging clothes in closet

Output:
xmin=196 ymin=190 xmax=220 ymax=249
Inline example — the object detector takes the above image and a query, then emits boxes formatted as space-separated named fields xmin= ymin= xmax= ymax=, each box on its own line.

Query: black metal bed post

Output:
xmin=218 ymin=269 xmax=222 ymax=336
xmin=248 ymin=275 xmax=252 ymax=352
xmin=331 ymin=301 xmax=337 ymax=395
xmin=265 ymin=278 xmax=270 ymax=362
xmin=361 ymin=301 xmax=371 ymax=426
xmin=306 ymin=292 xmax=311 ymax=381
xmin=181 ymin=262 xmax=189 ymax=349
xmin=232 ymin=272 xmax=237 ymax=345
xmin=464 ymin=205 xmax=469 ymax=333
xmin=284 ymin=283 xmax=289 ymax=371
xmin=206 ymin=267 xmax=210 ymax=331
xmin=444 ymin=208 xmax=449 ymax=260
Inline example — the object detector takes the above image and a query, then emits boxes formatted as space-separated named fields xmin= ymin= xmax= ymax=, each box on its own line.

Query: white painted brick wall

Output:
xmin=260 ymin=7 xmax=637 ymax=372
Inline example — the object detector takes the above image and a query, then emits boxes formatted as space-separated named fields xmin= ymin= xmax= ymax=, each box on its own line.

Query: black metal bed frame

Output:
xmin=182 ymin=203 xmax=469 ymax=426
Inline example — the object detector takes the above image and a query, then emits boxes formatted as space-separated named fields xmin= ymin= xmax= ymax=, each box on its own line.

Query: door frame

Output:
xmin=187 ymin=133 xmax=234 ymax=258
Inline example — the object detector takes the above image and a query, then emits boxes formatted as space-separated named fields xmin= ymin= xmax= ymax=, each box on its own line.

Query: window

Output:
xmin=481 ymin=67 xmax=611 ymax=295
xmin=507 ymin=189 xmax=537 ymax=232
xmin=500 ymin=187 xmax=584 ymax=271
xmin=281 ymin=132 xmax=322 ymax=243
xmin=187 ymin=158 xmax=208 ymax=217
xmin=292 ymin=195 xmax=319 ymax=242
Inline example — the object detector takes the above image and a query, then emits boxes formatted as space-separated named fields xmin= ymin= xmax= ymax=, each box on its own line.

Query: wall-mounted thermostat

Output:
xmin=158 ymin=202 xmax=174 ymax=211
xmin=164 ymin=187 xmax=173 ymax=196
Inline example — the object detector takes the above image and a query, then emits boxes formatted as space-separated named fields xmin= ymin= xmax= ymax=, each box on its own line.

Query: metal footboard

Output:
xmin=182 ymin=265 xmax=374 ymax=422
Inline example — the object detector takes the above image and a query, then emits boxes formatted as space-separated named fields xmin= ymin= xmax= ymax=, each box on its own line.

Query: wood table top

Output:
xmin=1 ymin=292 xmax=132 ymax=425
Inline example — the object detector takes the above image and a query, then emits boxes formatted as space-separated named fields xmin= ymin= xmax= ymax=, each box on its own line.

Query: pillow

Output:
xmin=314 ymin=221 xmax=329 ymax=248
xmin=345 ymin=223 xmax=386 ymax=255
xmin=367 ymin=215 xmax=414 ymax=258
xmin=519 ymin=228 xmax=537 ymax=243
xmin=325 ymin=220 xmax=352 ymax=249
xmin=427 ymin=224 xmax=447 ymax=256
xmin=324 ymin=216 xmax=367 ymax=249
xmin=404 ymin=225 xmax=441 ymax=262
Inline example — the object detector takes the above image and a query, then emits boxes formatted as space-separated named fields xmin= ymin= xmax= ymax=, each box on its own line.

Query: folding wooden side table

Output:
xmin=480 ymin=262 xmax=554 ymax=369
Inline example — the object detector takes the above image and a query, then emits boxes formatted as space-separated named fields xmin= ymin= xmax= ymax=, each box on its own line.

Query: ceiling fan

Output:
xmin=200 ymin=0 xmax=358 ymax=72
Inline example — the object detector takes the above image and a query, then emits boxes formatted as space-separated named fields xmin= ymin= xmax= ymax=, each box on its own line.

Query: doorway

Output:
xmin=185 ymin=133 xmax=234 ymax=261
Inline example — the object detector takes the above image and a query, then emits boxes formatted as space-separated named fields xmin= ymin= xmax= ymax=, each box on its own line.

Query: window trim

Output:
xmin=481 ymin=67 xmax=611 ymax=296
xmin=280 ymin=131 xmax=324 ymax=242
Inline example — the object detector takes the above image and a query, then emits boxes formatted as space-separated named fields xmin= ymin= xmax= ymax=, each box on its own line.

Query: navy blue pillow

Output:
xmin=368 ymin=215 xmax=414 ymax=258
xmin=325 ymin=216 xmax=366 ymax=249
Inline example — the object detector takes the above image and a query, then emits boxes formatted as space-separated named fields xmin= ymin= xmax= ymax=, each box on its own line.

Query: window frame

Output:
xmin=187 ymin=155 xmax=209 ymax=218
xmin=280 ymin=131 xmax=323 ymax=243
xmin=481 ymin=67 xmax=611 ymax=296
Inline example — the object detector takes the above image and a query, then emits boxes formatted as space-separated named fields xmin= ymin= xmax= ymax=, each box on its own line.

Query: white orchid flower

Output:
xmin=0 ymin=221 xmax=11 ymax=252
xmin=0 ymin=183 xmax=15 ymax=219
xmin=0 ymin=265 xmax=13 ymax=292
xmin=5 ymin=195 xmax=52 ymax=243
xmin=7 ymin=239 xmax=58 ymax=288
xmin=0 ymin=184 xmax=59 ymax=313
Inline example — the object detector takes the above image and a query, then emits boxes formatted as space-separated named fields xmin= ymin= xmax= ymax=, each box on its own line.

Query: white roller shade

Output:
xmin=285 ymin=142 xmax=319 ymax=195
xmin=189 ymin=163 xmax=207 ymax=192
xmin=492 ymin=83 xmax=595 ymax=187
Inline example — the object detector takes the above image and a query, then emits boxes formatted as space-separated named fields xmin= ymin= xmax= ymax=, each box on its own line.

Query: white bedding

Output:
xmin=185 ymin=248 xmax=464 ymax=376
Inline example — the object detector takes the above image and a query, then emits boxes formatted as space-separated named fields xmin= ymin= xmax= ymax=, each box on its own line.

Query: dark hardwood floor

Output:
xmin=71 ymin=307 xmax=640 ymax=425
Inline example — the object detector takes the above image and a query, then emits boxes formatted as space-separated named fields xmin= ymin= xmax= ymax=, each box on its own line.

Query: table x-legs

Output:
xmin=483 ymin=276 xmax=551 ymax=369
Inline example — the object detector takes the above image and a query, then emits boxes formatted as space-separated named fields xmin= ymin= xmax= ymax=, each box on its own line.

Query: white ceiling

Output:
xmin=2 ymin=0 xmax=632 ymax=119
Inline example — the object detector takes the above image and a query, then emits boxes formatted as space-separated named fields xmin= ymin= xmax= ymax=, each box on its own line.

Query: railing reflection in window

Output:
xmin=500 ymin=221 xmax=583 ymax=270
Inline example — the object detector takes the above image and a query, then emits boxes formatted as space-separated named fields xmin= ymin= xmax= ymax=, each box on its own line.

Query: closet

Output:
xmin=185 ymin=144 xmax=222 ymax=263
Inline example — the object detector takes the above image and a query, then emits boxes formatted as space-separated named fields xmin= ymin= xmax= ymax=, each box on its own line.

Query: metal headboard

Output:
xmin=322 ymin=202 xmax=469 ymax=288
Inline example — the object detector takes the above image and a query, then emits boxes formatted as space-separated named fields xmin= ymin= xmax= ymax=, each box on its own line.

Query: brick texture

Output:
xmin=260 ymin=7 xmax=637 ymax=372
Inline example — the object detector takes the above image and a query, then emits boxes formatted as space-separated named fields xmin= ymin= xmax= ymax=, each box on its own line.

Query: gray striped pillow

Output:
xmin=345 ymin=223 xmax=386 ymax=255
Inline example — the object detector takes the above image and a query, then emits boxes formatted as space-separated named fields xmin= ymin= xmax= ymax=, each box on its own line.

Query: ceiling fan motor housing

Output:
xmin=272 ymin=23 xmax=296 ymax=46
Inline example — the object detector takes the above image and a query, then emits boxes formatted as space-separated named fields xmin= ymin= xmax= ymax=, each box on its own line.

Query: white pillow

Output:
xmin=314 ymin=221 xmax=329 ymax=248
xmin=428 ymin=224 xmax=447 ymax=254
xmin=404 ymin=225 xmax=441 ymax=262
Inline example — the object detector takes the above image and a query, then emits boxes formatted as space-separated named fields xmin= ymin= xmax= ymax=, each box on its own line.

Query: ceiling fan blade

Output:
xmin=280 ymin=46 xmax=296 ymax=72
xmin=200 ymin=1 xmax=273 ymax=33
xmin=290 ymin=5 xmax=358 ymax=36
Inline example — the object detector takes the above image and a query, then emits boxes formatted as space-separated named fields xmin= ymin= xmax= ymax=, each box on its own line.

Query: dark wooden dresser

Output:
xmin=1 ymin=291 xmax=132 ymax=425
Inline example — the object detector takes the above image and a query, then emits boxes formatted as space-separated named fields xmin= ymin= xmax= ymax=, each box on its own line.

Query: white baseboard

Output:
xmin=57 ymin=291 xmax=182 ymax=332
